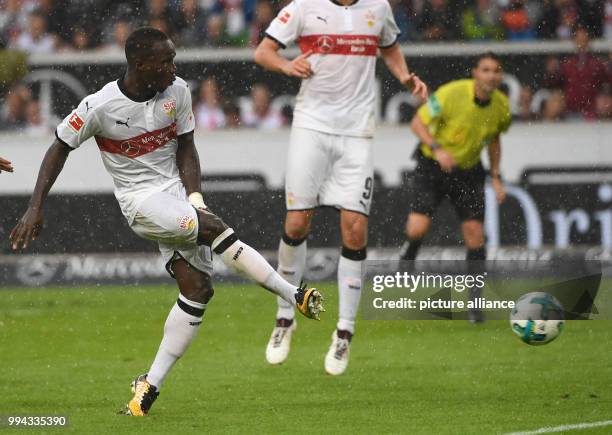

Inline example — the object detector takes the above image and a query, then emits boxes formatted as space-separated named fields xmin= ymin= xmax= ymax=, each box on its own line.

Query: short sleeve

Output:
xmin=177 ymin=84 xmax=195 ymax=135
xmin=417 ymin=86 xmax=449 ymax=125
xmin=264 ymin=1 xmax=302 ymax=48
xmin=379 ymin=2 xmax=400 ymax=48
xmin=55 ymin=96 xmax=100 ymax=149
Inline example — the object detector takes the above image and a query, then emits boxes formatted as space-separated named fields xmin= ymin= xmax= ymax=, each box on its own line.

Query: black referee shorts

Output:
xmin=410 ymin=148 xmax=486 ymax=222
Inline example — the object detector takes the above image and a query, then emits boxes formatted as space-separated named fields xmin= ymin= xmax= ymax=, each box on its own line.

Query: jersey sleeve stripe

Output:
xmin=177 ymin=129 xmax=194 ymax=138
xmin=264 ymin=32 xmax=287 ymax=49
xmin=55 ymin=129 xmax=77 ymax=149
xmin=378 ymin=34 xmax=400 ymax=49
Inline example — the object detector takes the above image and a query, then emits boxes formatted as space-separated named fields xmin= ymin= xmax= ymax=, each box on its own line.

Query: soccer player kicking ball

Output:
xmin=9 ymin=27 xmax=324 ymax=416
xmin=399 ymin=52 xmax=511 ymax=322
xmin=255 ymin=0 xmax=427 ymax=375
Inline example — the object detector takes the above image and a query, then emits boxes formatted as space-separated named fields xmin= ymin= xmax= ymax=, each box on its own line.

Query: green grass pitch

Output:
xmin=1 ymin=283 xmax=611 ymax=434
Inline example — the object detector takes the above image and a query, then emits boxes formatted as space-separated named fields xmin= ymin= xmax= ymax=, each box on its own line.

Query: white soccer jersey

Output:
xmin=56 ymin=77 xmax=195 ymax=223
xmin=265 ymin=0 xmax=400 ymax=138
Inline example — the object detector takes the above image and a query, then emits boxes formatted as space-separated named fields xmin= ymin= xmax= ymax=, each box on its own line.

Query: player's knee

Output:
xmin=284 ymin=225 xmax=309 ymax=240
xmin=406 ymin=214 xmax=431 ymax=240
xmin=341 ymin=218 xmax=368 ymax=249
xmin=465 ymin=238 xmax=485 ymax=250
xmin=462 ymin=221 xmax=484 ymax=248
xmin=284 ymin=213 xmax=311 ymax=239
xmin=196 ymin=209 xmax=229 ymax=246
xmin=196 ymin=282 xmax=214 ymax=304
xmin=342 ymin=225 xmax=367 ymax=249
xmin=187 ymin=275 xmax=214 ymax=304
xmin=408 ymin=228 xmax=427 ymax=241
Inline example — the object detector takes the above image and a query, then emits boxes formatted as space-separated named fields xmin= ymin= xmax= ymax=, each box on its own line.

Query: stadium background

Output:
xmin=1 ymin=0 xmax=611 ymax=286
xmin=1 ymin=2 xmax=612 ymax=433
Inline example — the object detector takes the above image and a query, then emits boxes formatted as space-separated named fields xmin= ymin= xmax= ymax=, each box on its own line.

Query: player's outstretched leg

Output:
xmin=125 ymin=261 xmax=212 ymax=416
xmin=197 ymin=208 xmax=324 ymax=320
xmin=267 ymin=211 xmax=311 ymax=364
xmin=325 ymin=211 xmax=367 ymax=376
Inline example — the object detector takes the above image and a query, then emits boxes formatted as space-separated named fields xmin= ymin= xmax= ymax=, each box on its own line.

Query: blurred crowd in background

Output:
xmin=1 ymin=0 xmax=612 ymax=50
xmin=0 ymin=0 xmax=610 ymax=132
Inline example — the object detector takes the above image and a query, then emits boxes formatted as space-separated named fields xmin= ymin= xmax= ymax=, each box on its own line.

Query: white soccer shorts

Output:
xmin=285 ymin=127 xmax=374 ymax=215
xmin=130 ymin=182 xmax=213 ymax=277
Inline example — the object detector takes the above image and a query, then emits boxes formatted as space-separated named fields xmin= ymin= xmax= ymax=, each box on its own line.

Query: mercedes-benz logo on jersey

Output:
xmin=120 ymin=140 xmax=141 ymax=157
xmin=317 ymin=35 xmax=335 ymax=53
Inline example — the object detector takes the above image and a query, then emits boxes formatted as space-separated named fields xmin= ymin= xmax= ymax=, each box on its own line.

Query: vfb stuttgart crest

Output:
xmin=316 ymin=35 xmax=335 ymax=53
xmin=163 ymin=100 xmax=177 ymax=118
xmin=365 ymin=10 xmax=376 ymax=27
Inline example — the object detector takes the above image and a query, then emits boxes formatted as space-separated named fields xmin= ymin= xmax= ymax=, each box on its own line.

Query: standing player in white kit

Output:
xmin=10 ymin=27 xmax=324 ymax=416
xmin=255 ymin=0 xmax=428 ymax=375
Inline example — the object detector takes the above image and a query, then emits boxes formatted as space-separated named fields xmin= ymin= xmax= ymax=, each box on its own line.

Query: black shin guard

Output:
xmin=467 ymin=247 xmax=486 ymax=262
xmin=341 ymin=246 xmax=367 ymax=261
xmin=400 ymin=238 xmax=423 ymax=261
xmin=467 ymin=247 xmax=486 ymax=323
xmin=282 ymin=232 xmax=306 ymax=246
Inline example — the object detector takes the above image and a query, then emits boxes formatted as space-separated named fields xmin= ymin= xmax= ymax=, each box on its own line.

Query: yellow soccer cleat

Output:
xmin=125 ymin=374 xmax=159 ymax=416
xmin=295 ymin=283 xmax=325 ymax=320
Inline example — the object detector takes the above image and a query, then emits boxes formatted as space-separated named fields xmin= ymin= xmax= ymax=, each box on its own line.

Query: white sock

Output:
xmin=337 ymin=253 xmax=364 ymax=335
xmin=275 ymin=236 xmax=307 ymax=320
xmin=212 ymin=229 xmax=297 ymax=306
xmin=147 ymin=294 xmax=206 ymax=389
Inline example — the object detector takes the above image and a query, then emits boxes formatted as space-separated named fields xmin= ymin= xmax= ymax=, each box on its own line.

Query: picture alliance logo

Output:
xmin=371 ymin=271 xmax=487 ymax=293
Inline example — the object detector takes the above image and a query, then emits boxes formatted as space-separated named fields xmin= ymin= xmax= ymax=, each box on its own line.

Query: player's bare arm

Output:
xmin=10 ymin=140 xmax=72 ymax=250
xmin=380 ymin=43 xmax=428 ymax=100
xmin=175 ymin=130 xmax=230 ymax=244
xmin=254 ymin=37 xmax=313 ymax=79
xmin=176 ymin=131 xmax=207 ymax=209
xmin=488 ymin=136 xmax=505 ymax=204
xmin=0 ymin=156 xmax=14 ymax=173
xmin=410 ymin=113 xmax=455 ymax=172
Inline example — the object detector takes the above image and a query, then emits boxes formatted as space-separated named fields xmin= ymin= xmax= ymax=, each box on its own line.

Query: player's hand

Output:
xmin=0 ymin=157 xmax=14 ymax=173
xmin=434 ymin=149 xmax=455 ymax=173
xmin=188 ymin=192 xmax=207 ymax=210
xmin=401 ymin=73 xmax=428 ymax=100
xmin=282 ymin=50 xmax=314 ymax=79
xmin=491 ymin=177 xmax=506 ymax=204
xmin=10 ymin=207 xmax=43 ymax=250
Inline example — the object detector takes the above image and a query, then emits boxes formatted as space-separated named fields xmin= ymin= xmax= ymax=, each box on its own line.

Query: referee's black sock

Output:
xmin=466 ymin=247 xmax=486 ymax=262
xmin=467 ymin=247 xmax=487 ymax=323
xmin=399 ymin=238 xmax=423 ymax=261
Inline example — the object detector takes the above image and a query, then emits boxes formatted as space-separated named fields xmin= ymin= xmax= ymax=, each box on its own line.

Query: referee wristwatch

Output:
xmin=428 ymin=142 xmax=441 ymax=152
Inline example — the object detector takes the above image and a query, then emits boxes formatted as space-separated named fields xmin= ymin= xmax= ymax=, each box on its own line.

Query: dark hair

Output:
xmin=125 ymin=27 xmax=169 ymax=65
xmin=473 ymin=51 xmax=502 ymax=69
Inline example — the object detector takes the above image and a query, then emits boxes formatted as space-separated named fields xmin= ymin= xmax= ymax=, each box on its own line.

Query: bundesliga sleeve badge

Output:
xmin=68 ymin=112 xmax=84 ymax=133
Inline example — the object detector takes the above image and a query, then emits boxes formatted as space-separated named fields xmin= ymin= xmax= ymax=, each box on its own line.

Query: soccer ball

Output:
xmin=510 ymin=292 xmax=565 ymax=345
